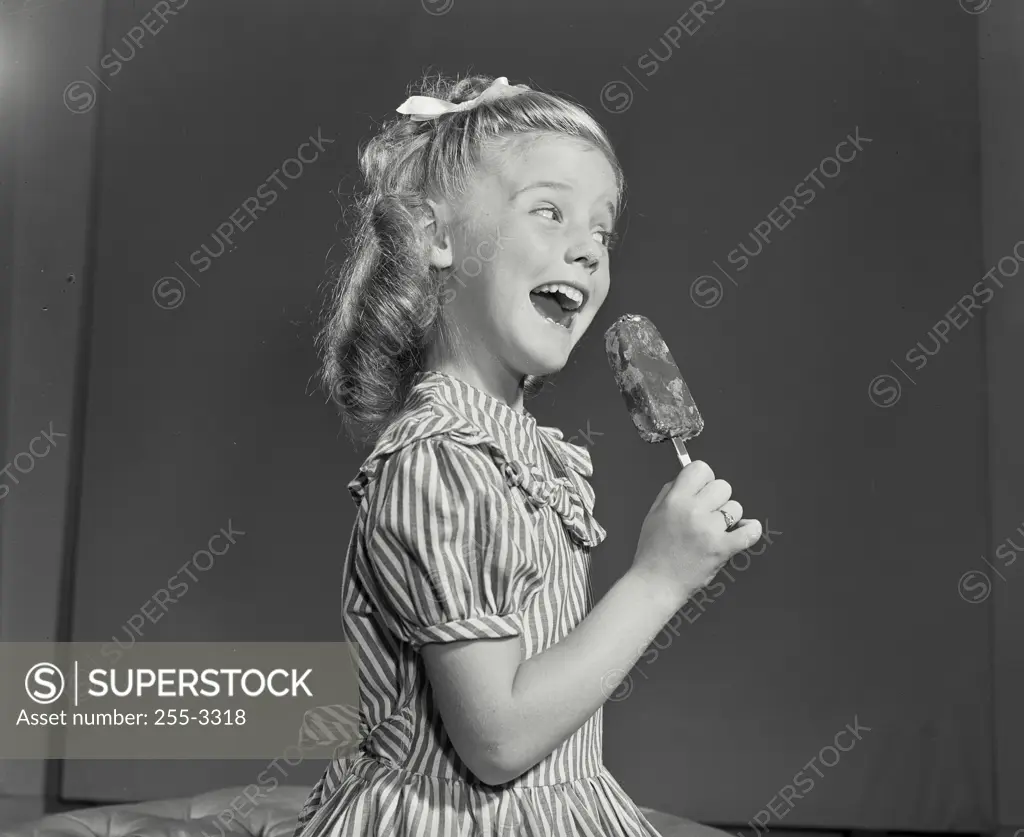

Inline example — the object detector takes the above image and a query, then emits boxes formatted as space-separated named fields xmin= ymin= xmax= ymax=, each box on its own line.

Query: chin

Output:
xmin=507 ymin=301 xmax=590 ymax=376
xmin=514 ymin=338 xmax=576 ymax=377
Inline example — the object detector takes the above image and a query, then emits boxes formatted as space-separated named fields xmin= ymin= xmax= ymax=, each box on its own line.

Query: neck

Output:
xmin=424 ymin=348 xmax=527 ymax=413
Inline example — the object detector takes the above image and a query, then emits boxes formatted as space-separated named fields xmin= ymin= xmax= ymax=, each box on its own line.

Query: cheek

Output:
xmin=490 ymin=238 xmax=550 ymax=288
xmin=516 ymin=232 xmax=564 ymax=281
xmin=592 ymin=269 xmax=611 ymax=307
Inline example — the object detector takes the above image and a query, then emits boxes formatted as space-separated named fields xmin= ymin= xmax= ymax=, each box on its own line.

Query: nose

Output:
xmin=565 ymin=238 xmax=600 ymax=273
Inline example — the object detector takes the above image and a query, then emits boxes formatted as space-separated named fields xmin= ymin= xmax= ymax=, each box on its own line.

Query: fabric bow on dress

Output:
xmin=498 ymin=453 xmax=606 ymax=549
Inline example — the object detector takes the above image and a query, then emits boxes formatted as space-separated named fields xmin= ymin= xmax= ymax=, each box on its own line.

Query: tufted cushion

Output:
xmin=1 ymin=785 xmax=730 ymax=837
xmin=0 ymin=786 xmax=309 ymax=837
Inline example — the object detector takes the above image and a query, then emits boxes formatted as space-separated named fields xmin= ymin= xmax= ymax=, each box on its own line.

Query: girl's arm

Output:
xmin=421 ymin=567 xmax=681 ymax=786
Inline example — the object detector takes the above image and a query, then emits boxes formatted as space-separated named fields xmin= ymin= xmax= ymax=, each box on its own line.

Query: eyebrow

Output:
xmin=512 ymin=180 xmax=618 ymax=224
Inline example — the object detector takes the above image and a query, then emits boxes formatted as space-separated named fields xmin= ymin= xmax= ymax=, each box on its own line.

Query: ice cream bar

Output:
xmin=604 ymin=314 xmax=703 ymax=466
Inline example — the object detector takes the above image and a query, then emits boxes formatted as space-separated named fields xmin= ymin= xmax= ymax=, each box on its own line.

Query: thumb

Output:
xmin=725 ymin=519 xmax=763 ymax=553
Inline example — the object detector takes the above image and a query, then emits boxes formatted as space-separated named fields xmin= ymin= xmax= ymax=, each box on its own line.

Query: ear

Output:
xmin=421 ymin=198 xmax=453 ymax=270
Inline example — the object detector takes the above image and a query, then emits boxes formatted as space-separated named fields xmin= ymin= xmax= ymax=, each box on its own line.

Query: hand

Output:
xmin=630 ymin=460 xmax=763 ymax=608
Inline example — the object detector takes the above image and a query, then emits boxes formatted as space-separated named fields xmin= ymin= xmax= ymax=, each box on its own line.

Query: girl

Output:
xmin=296 ymin=72 xmax=762 ymax=836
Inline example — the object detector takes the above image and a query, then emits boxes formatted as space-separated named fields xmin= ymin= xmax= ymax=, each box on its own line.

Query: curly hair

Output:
xmin=317 ymin=71 xmax=625 ymax=445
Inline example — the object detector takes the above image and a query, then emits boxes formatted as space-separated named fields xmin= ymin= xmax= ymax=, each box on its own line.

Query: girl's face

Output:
xmin=432 ymin=133 xmax=619 ymax=380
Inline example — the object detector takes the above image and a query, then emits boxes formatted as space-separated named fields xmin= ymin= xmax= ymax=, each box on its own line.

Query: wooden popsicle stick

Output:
xmin=671 ymin=436 xmax=691 ymax=467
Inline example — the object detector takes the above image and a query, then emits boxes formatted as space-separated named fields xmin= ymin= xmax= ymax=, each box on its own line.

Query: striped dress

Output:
xmin=294 ymin=370 xmax=663 ymax=836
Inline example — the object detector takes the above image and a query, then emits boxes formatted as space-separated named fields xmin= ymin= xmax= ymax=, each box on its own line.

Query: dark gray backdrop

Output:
xmin=54 ymin=0 xmax=991 ymax=830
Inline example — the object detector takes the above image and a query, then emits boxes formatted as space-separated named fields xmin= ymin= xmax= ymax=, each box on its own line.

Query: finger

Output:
xmin=722 ymin=519 xmax=763 ymax=553
xmin=694 ymin=478 xmax=732 ymax=511
xmin=673 ymin=460 xmax=714 ymax=495
xmin=650 ymin=482 xmax=672 ymax=510
xmin=713 ymin=500 xmax=743 ymax=530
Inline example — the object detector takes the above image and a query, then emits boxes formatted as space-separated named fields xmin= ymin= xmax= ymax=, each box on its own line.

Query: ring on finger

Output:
xmin=719 ymin=508 xmax=737 ymax=529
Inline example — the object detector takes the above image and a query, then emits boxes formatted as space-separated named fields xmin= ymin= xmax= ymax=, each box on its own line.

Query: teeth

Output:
xmin=540 ymin=311 xmax=575 ymax=329
xmin=532 ymin=282 xmax=584 ymax=307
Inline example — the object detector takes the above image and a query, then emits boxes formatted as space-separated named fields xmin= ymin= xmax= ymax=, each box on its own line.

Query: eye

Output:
xmin=532 ymin=205 xmax=562 ymax=222
xmin=593 ymin=229 xmax=620 ymax=250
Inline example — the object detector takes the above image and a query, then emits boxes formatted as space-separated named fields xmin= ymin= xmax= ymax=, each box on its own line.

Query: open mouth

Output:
xmin=529 ymin=283 xmax=585 ymax=330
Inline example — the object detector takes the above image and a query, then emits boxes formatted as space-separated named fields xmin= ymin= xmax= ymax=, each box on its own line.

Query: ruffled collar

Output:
xmin=347 ymin=371 xmax=606 ymax=548
xmin=411 ymin=371 xmax=545 ymax=466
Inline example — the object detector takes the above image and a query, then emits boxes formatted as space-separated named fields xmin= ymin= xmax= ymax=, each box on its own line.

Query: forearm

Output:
xmin=494 ymin=568 xmax=681 ymax=781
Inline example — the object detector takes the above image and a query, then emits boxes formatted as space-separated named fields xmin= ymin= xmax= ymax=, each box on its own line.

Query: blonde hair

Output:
xmin=317 ymin=71 xmax=625 ymax=445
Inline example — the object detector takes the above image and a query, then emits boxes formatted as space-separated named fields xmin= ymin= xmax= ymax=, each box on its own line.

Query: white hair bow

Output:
xmin=395 ymin=76 xmax=530 ymax=122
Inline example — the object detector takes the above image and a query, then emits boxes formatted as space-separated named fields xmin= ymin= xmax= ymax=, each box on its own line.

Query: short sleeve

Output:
xmin=362 ymin=438 xmax=542 ymax=650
